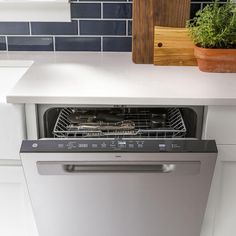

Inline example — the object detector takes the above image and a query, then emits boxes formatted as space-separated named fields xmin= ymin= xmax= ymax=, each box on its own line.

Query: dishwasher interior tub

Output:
xmin=38 ymin=106 xmax=204 ymax=139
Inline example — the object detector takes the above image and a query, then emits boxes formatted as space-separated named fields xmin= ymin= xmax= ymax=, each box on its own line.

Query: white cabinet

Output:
xmin=202 ymin=106 xmax=236 ymax=236
xmin=0 ymin=64 xmax=37 ymax=235
xmin=0 ymin=104 xmax=25 ymax=160
xmin=212 ymin=146 xmax=236 ymax=236
xmin=202 ymin=145 xmax=236 ymax=236
xmin=0 ymin=0 xmax=70 ymax=22
xmin=205 ymin=106 xmax=236 ymax=145
xmin=0 ymin=65 xmax=29 ymax=160
xmin=0 ymin=165 xmax=38 ymax=236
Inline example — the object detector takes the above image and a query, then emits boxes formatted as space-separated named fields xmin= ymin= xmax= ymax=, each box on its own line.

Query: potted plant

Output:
xmin=187 ymin=0 xmax=236 ymax=73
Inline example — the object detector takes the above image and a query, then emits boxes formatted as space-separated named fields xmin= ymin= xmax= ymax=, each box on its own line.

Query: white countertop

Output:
xmin=3 ymin=52 xmax=236 ymax=105
xmin=0 ymin=63 xmax=29 ymax=104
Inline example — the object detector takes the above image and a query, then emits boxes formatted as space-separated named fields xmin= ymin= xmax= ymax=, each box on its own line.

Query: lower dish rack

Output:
xmin=53 ymin=107 xmax=187 ymax=139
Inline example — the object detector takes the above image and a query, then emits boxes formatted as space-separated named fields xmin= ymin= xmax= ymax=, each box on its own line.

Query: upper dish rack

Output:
xmin=53 ymin=107 xmax=187 ymax=139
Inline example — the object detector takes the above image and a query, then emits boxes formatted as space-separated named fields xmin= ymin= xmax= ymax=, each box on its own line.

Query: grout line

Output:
xmin=78 ymin=20 xmax=80 ymax=35
xmin=101 ymin=2 xmax=103 ymax=19
xmin=101 ymin=36 xmax=103 ymax=52
xmin=52 ymin=36 xmax=56 ymax=51
xmin=29 ymin=22 xmax=32 ymax=35
xmin=2 ymin=35 xmax=131 ymax=38
xmin=5 ymin=36 xmax=8 ymax=51
xmin=72 ymin=18 xmax=131 ymax=21
xmin=71 ymin=1 xmax=129 ymax=3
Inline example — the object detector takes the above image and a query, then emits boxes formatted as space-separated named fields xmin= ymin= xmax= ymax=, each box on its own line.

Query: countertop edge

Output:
xmin=7 ymin=96 xmax=236 ymax=106
xmin=4 ymin=52 xmax=236 ymax=106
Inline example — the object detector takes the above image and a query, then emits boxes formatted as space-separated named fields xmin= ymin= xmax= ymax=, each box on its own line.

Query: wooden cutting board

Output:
xmin=132 ymin=0 xmax=191 ymax=64
xmin=153 ymin=26 xmax=197 ymax=66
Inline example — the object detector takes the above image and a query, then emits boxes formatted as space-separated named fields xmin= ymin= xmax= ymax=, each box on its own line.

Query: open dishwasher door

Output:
xmin=20 ymin=139 xmax=217 ymax=236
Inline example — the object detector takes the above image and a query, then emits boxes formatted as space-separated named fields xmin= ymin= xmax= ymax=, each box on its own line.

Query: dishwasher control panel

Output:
xmin=21 ymin=140 xmax=217 ymax=153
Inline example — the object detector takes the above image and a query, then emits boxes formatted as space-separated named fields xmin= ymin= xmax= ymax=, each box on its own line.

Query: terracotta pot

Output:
xmin=194 ymin=45 xmax=236 ymax=73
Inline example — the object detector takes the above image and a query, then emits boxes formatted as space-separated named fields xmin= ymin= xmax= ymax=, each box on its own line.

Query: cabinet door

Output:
xmin=0 ymin=1 xmax=70 ymax=22
xmin=205 ymin=106 xmax=236 ymax=145
xmin=0 ymin=104 xmax=25 ymax=160
xmin=201 ymin=145 xmax=236 ymax=236
xmin=0 ymin=166 xmax=38 ymax=236
xmin=0 ymin=66 xmax=28 ymax=160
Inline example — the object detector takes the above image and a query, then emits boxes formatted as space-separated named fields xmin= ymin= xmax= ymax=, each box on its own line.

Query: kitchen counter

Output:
xmin=0 ymin=62 xmax=31 ymax=103
xmin=3 ymin=52 xmax=236 ymax=105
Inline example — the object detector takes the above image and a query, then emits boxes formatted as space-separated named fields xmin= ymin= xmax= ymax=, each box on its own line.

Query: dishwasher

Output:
xmin=20 ymin=106 xmax=217 ymax=236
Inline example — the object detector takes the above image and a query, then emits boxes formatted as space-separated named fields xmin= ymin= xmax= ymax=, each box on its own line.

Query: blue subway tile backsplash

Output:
xmin=103 ymin=3 xmax=132 ymax=19
xmin=0 ymin=37 xmax=6 ymax=50
xmin=8 ymin=37 xmax=53 ymax=51
xmin=103 ymin=37 xmax=132 ymax=51
xmin=55 ymin=37 xmax=101 ymax=51
xmin=71 ymin=3 xmax=101 ymax=18
xmin=80 ymin=20 xmax=126 ymax=35
xmin=0 ymin=0 xmax=225 ymax=52
xmin=31 ymin=21 xmax=78 ymax=35
xmin=0 ymin=22 xmax=30 ymax=35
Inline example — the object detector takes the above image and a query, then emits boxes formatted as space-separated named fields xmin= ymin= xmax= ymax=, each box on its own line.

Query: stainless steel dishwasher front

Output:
xmin=20 ymin=139 xmax=217 ymax=236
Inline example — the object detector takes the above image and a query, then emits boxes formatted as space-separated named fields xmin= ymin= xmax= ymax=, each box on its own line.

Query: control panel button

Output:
xmin=128 ymin=143 xmax=135 ymax=148
xmin=66 ymin=142 xmax=77 ymax=150
xmin=118 ymin=141 xmax=126 ymax=148
xmin=110 ymin=141 xmax=116 ymax=148
xmin=92 ymin=144 xmax=98 ymax=148
xmin=32 ymin=143 xmax=38 ymax=148
xmin=78 ymin=143 xmax=89 ymax=148
xmin=136 ymin=141 xmax=144 ymax=148
xmin=101 ymin=143 xmax=107 ymax=148
xmin=159 ymin=144 xmax=166 ymax=151
xmin=58 ymin=144 xmax=64 ymax=148
xmin=172 ymin=143 xmax=181 ymax=149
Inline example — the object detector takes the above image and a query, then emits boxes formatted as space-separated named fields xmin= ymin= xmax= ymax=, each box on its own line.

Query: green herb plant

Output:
xmin=187 ymin=0 xmax=236 ymax=48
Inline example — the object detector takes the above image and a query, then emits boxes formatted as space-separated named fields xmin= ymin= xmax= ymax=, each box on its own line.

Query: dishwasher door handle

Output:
xmin=63 ymin=163 xmax=176 ymax=173
xmin=37 ymin=161 xmax=201 ymax=175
